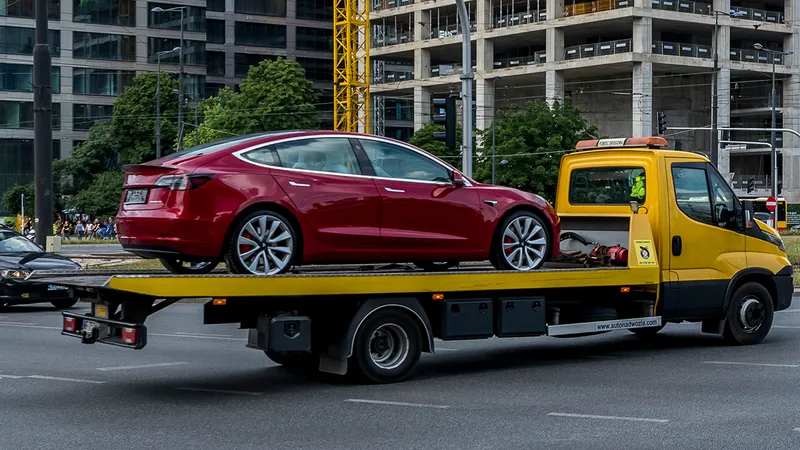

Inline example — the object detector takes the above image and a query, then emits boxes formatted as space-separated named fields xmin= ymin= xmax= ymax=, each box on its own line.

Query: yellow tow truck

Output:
xmin=34 ymin=136 xmax=793 ymax=384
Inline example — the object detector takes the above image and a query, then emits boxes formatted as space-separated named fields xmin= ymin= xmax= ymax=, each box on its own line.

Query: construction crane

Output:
xmin=333 ymin=0 xmax=370 ymax=132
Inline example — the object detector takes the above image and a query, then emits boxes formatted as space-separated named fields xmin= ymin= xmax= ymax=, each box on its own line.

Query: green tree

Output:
xmin=2 ymin=183 xmax=35 ymax=216
xmin=54 ymin=122 xmax=118 ymax=192
xmin=475 ymin=99 xmax=599 ymax=202
xmin=408 ymin=122 xmax=464 ymax=170
xmin=67 ymin=170 xmax=125 ymax=218
xmin=183 ymin=58 xmax=318 ymax=146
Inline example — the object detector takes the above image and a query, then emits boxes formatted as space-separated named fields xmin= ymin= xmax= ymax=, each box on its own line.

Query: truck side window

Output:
xmin=671 ymin=167 xmax=713 ymax=225
xmin=568 ymin=167 xmax=646 ymax=205
xmin=708 ymin=169 xmax=738 ymax=230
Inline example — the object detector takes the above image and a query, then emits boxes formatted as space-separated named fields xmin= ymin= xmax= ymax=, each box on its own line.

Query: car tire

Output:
xmin=51 ymin=299 xmax=78 ymax=309
xmin=350 ymin=308 xmax=422 ymax=384
xmin=413 ymin=261 xmax=459 ymax=272
xmin=225 ymin=209 xmax=299 ymax=275
xmin=159 ymin=258 xmax=218 ymax=274
xmin=490 ymin=210 xmax=551 ymax=271
xmin=722 ymin=282 xmax=774 ymax=345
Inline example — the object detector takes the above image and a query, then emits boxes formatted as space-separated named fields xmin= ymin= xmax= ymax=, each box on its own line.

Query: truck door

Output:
xmin=664 ymin=160 xmax=746 ymax=319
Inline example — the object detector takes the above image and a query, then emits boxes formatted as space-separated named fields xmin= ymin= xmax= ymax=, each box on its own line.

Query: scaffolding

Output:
xmin=333 ymin=0 xmax=370 ymax=132
xmin=373 ymin=60 xmax=385 ymax=136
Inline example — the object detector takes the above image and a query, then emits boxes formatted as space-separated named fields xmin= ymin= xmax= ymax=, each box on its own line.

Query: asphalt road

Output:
xmin=2 ymin=301 xmax=800 ymax=450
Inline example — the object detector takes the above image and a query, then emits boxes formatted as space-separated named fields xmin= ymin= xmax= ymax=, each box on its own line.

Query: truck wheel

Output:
xmin=51 ymin=299 xmax=78 ymax=309
xmin=490 ymin=210 xmax=550 ymax=271
xmin=723 ymin=282 xmax=774 ymax=345
xmin=264 ymin=351 xmax=316 ymax=370
xmin=351 ymin=309 xmax=422 ymax=384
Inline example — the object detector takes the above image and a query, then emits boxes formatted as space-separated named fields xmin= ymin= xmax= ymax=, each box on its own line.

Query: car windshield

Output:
xmin=0 ymin=230 xmax=42 ymax=252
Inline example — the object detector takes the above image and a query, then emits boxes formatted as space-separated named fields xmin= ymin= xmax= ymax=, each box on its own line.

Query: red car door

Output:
xmin=357 ymin=138 xmax=486 ymax=257
xmin=270 ymin=137 xmax=382 ymax=257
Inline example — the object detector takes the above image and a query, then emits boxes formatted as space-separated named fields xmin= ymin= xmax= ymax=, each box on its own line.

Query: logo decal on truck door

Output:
xmin=633 ymin=240 xmax=657 ymax=266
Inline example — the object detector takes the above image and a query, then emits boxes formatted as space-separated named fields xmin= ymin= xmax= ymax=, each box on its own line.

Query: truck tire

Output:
xmin=51 ymin=299 xmax=78 ymax=309
xmin=264 ymin=350 xmax=316 ymax=370
xmin=723 ymin=282 xmax=774 ymax=345
xmin=350 ymin=308 xmax=422 ymax=384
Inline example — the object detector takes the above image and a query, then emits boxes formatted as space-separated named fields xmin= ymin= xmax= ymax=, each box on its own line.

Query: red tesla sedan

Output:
xmin=116 ymin=131 xmax=560 ymax=275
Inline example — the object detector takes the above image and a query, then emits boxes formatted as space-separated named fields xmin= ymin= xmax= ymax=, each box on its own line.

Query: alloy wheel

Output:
xmin=236 ymin=214 xmax=294 ymax=275
xmin=502 ymin=215 xmax=547 ymax=270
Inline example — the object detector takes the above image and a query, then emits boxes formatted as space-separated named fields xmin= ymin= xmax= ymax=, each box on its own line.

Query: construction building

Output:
xmin=370 ymin=0 xmax=800 ymax=203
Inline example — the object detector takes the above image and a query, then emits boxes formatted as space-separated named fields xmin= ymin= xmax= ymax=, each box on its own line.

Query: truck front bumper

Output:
xmin=774 ymin=265 xmax=794 ymax=312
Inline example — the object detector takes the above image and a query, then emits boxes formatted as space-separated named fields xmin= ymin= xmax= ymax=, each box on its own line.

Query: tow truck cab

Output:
xmin=561 ymin=136 xmax=793 ymax=325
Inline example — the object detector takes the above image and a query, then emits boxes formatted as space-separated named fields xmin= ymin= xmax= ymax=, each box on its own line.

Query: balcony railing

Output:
xmin=428 ymin=23 xmax=478 ymax=40
xmin=563 ymin=0 xmax=631 ymax=17
xmin=730 ymin=174 xmax=773 ymax=191
xmin=372 ymin=0 xmax=414 ymax=12
xmin=565 ymin=39 xmax=631 ymax=60
xmin=430 ymin=63 xmax=476 ymax=77
xmin=491 ymin=9 xmax=547 ymax=29
xmin=730 ymin=6 xmax=784 ymax=24
xmin=730 ymin=132 xmax=784 ymax=147
xmin=374 ymin=70 xmax=415 ymax=84
xmin=372 ymin=28 xmax=415 ymax=48
xmin=492 ymin=51 xmax=546 ymax=69
xmin=730 ymin=48 xmax=785 ymax=65
xmin=651 ymin=0 xmax=711 ymax=15
xmin=652 ymin=41 xmax=711 ymax=59
xmin=731 ymin=95 xmax=783 ymax=111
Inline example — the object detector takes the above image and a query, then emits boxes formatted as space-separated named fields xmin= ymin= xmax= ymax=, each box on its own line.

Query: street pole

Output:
xmin=176 ymin=7 xmax=185 ymax=153
xmin=491 ymin=78 xmax=497 ymax=184
xmin=33 ymin=0 xmax=53 ymax=247
xmin=770 ymin=57 xmax=777 ymax=226
xmin=711 ymin=13 xmax=719 ymax=167
xmin=194 ymin=98 xmax=199 ymax=147
xmin=455 ymin=0 xmax=473 ymax=177
xmin=156 ymin=54 xmax=162 ymax=159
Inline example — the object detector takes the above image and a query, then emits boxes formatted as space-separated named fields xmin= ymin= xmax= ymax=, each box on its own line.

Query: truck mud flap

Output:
xmin=547 ymin=316 xmax=662 ymax=337
xmin=61 ymin=311 xmax=147 ymax=350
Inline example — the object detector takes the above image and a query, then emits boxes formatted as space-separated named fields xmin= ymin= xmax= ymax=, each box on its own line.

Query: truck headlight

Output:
xmin=762 ymin=230 xmax=785 ymax=252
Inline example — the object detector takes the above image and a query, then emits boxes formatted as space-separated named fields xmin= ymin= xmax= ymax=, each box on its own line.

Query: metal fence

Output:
xmin=652 ymin=41 xmax=711 ymax=58
xmin=491 ymin=9 xmax=547 ymax=28
xmin=372 ymin=0 xmax=414 ymax=12
xmin=565 ymin=39 xmax=632 ymax=60
xmin=730 ymin=6 xmax=784 ymax=24
xmin=492 ymin=51 xmax=547 ymax=69
xmin=730 ymin=48 xmax=785 ymax=65
xmin=563 ymin=0 xmax=631 ymax=16
xmin=651 ymin=0 xmax=711 ymax=15
xmin=374 ymin=70 xmax=415 ymax=84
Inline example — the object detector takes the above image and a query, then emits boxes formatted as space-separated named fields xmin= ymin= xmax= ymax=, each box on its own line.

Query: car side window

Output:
xmin=241 ymin=146 xmax=279 ymax=166
xmin=359 ymin=139 xmax=451 ymax=182
xmin=274 ymin=138 xmax=362 ymax=175
xmin=671 ymin=166 xmax=714 ymax=226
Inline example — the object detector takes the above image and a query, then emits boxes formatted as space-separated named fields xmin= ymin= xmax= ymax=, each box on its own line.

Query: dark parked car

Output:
xmin=0 ymin=226 xmax=80 ymax=309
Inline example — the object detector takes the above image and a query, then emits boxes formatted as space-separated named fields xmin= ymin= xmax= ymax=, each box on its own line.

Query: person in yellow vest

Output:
xmin=630 ymin=174 xmax=645 ymax=202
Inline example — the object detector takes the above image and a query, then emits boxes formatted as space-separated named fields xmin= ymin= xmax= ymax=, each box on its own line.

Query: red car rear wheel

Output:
xmin=225 ymin=209 xmax=298 ymax=275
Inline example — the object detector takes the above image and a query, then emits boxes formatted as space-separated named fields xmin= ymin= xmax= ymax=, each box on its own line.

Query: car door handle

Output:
xmin=289 ymin=181 xmax=311 ymax=187
xmin=384 ymin=187 xmax=405 ymax=193
xmin=672 ymin=236 xmax=682 ymax=256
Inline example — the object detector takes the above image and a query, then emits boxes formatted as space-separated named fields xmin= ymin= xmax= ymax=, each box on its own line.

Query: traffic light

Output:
xmin=747 ymin=176 xmax=755 ymax=193
xmin=674 ymin=139 xmax=683 ymax=150
xmin=657 ymin=112 xmax=667 ymax=135
xmin=432 ymin=96 xmax=457 ymax=150
xmin=778 ymin=181 xmax=783 ymax=195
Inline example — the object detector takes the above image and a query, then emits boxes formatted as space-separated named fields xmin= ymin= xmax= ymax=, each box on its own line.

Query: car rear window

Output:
xmin=569 ymin=166 xmax=646 ymax=205
xmin=161 ymin=131 xmax=298 ymax=160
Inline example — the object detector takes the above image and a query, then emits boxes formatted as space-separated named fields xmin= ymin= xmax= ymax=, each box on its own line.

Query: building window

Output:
xmin=0 ymin=0 xmax=59 ymax=19
xmin=73 ymin=0 xmax=135 ymax=25
xmin=296 ymin=57 xmax=332 ymax=82
xmin=207 ymin=19 xmax=225 ymax=44
xmin=207 ymin=0 xmax=224 ymax=11
xmin=386 ymin=99 xmax=412 ymax=121
xmin=207 ymin=51 xmax=225 ymax=76
xmin=0 ymin=64 xmax=60 ymax=93
xmin=73 ymin=104 xmax=114 ymax=131
xmin=73 ymin=32 xmax=136 ymax=61
xmin=73 ymin=68 xmax=134 ymax=95
xmin=0 ymin=102 xmax=60 ymax=130
xmin=148 ymin=2 xmax=205 ymax=32
xmin=184 ymin=74 xmax=205 ymax=100
xmin=0 ymin=27 xmax=60 ymax=56
xmin=234 ymin=53 xmax=275 ymax=77
xmin=234 ymin=0 xmax=286 ymax=16
xmin=296 ymin=0 xmax=333 ymax=21
xmin=296 ymin=27 xmax=333 ymax=52
xmin=205 ymin=83 xmax=226 ymax=97
xmin=568 ymin=167 xmax=646 ymax=205
xmin=234 ymin=22 xmax=286 ymax=48
xmin=148 ymin=38 xmax=205 ymax=65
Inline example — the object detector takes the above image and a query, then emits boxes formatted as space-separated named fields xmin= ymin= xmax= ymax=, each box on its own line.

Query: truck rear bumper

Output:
xmin=61 ymin=311 xmax=147 ymax=349
xmin=774 ymin=265 xmax=794 ymax=312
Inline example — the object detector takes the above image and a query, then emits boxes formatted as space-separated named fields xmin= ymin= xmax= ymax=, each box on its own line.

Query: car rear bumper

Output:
xmin=117 ymin=213 xmax=225 ymax=259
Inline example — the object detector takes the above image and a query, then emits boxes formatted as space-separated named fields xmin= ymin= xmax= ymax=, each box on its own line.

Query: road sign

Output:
xmin=766 ymin=196 xmax=777 ymax=212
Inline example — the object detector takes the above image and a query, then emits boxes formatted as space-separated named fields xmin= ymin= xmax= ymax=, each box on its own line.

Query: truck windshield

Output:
xmin=569 ymin=167 xmax=646 ymax=205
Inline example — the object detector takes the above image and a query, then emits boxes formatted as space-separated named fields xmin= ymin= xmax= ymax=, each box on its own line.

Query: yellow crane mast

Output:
xmin=333 ymin=0 xmax=370 ymax=132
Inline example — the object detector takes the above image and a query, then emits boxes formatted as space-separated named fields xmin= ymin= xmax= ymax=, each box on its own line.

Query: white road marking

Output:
xmin=96 ymin=362 xmax=189 ymax=372
xmin=26 ymin=375 xmax=106 ymax=384
xmin=547 ymin=412 xmax=669 ymax=423
xmin=0 ymin=323 xmax=60 ymax=330
xmin=174 ymin=331 xmax=234 ymax=338
xmin=772 ymin=325 xmax=800 ymax=329
xmin=345 ymin=398 xmax=450 ymax=409
xmin=0 ymin=321 xmax=37 ymax=326
xmin=435 ymin=348 xmax=460 ymax=352
xmin=0 ymin=374 xmax=24 ymax=379
xmin=150 ymin=332 xmax=246 ymax=341
xmin=704 ymin=361 xmax=799 ymax=368
xmin=175 ymin=387 xmax=262 ymax=396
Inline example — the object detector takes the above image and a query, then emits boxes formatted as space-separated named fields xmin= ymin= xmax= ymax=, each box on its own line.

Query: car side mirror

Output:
xmin=452 ymin=171 xmax=466 ymax=187
xmin=743 ymin=200 xmax=754 ymax=230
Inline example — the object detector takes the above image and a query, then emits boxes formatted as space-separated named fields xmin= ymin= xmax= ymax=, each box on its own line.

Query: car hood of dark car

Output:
xmin=0 ymin=252 xmax=80 ymax=272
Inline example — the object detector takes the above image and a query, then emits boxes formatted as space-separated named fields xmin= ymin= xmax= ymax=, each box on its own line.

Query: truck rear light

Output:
xmin=63 ymin=316 xmax=76 ymax=333
xmin=154 ymin=174 xmax=214 ymax=190
xmin=121 ymin=327 xmax=137 ymax=344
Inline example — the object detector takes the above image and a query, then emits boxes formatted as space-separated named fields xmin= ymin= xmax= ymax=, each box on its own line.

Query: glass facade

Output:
xmin=73 ymin=68 xmax=134 ymax=95
xmin=0 ymin=102 xmax=60 ymax=130
xmin=297 ymin=58 xmax=333 ymax=82
xmin=0 ymin=27 xmax=60 ymax=56
xmin=234 ymin=53 xmax=275 ymax=77
xmin=234 ymin=22 xmax=286 ymax=48
xmin=386 ymin=99 xmax=413 ymax=121
xmin=184 ymin=74 xmax=205 ymax=99
xmin=207 ymin=0 xmax=225 ymax=11
xmin=296 ymin=27 xmax=333 ymax=52
xmin=207 ymin=19 xmax=225 ymax=44
xmin=148 ymin=37 xmax=205 ymax=65
xmin=234 ymin=0 xmax=286 ymax=16
xmin=207 ymin=51 xmax=225 ymax=75
xmin=296 ymin=0 xmax=333 ymax=21
xmin=73 ymin=0 xmax=135 ymax=25
xmin=0 ymin=0 xmax=60 ymax=19
xmin=73 ymin=32 xmax=136 ymax=61
xmin=205 ymin=82 xmax=226 ymax=97
xmin=73 ymin=104 xmax=114 ymax=131
xmin=148 ymin=2 xmax=206 ymax=32
xmin=0 ymin=64 xmax=60 ymax=93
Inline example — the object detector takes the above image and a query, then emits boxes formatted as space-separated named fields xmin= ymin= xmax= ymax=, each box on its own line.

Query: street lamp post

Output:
xmin=710 ymin=9 xmax=745 ymax=167
xmin=152 ymin=6 xmax=187 ymax=152
xmin=753 ymin=43 xmax=793 ymax=226
xmin=155 ymin=47 xmax=181 ymax=159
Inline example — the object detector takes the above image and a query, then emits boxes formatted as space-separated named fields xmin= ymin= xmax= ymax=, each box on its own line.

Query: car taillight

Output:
xmin=121 ymin=327 xmax=137 ymax=344
xmin=154 ymin=174 xmax=214 ymax=190
xmin=63 ymin=316 xmax=76 ymax=333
